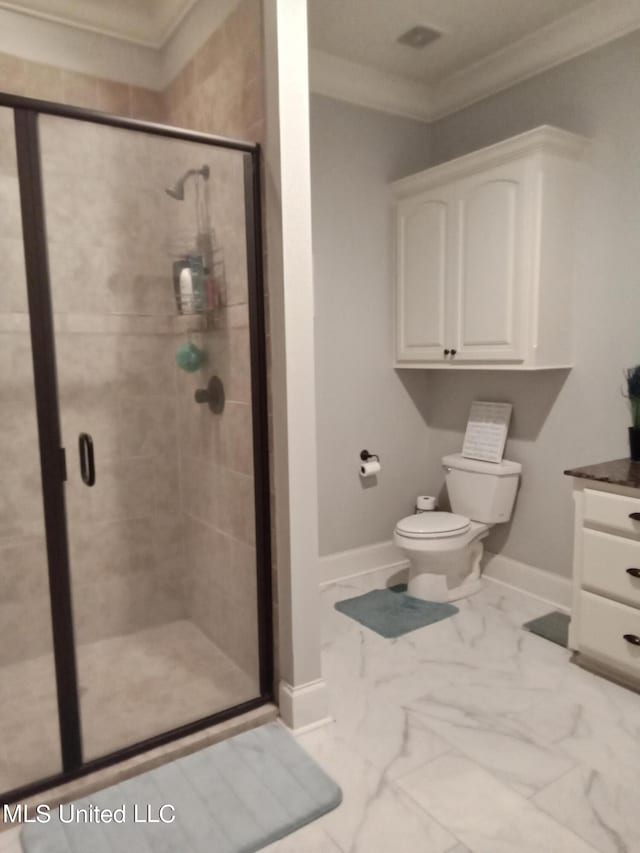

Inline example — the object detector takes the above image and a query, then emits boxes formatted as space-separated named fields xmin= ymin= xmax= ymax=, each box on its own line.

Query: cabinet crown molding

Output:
xmin=390 ymin=125 xmax=587 ymax=201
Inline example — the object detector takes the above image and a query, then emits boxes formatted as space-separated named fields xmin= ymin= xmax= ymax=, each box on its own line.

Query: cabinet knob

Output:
xmin=444 ymin=349 xmax=450 ymax=356
xmin=626 ymin=568 xmax=640 ymax=578
xmin=623 ymin=633 xmax=640 ymax=646
xmin=629 ymin=512 xmax=640 ymax=521
xmin=451 ymin=349 xmax=457 ymax=357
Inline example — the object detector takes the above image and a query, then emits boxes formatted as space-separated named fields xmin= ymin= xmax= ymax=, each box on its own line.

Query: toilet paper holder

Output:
xmin=360 ymin=449 xmax=380 ymax=463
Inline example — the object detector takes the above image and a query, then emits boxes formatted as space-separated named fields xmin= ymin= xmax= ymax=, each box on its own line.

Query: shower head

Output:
xmin=165 ymin=164 xmax=210 ymax=200
xmin=165 ymin=183 xmax=184 ymax=201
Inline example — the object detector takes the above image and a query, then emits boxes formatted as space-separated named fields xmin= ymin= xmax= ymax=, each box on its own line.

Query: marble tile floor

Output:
xmin=3 ymin=576 xmax=640 ymax=853
xmin=263 ymin=574 xmax=640 ymax=853
xmin=0 ymin=619 xmax=256 ymax=798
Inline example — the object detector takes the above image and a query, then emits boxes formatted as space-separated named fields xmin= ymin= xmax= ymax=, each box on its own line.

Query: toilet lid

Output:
xmin=396 ymin=512 xmax=470 ymax=538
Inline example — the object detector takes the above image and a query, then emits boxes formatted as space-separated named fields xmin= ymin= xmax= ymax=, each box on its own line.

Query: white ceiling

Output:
xmin=309 ymin=0 xmax=640 ymax=121
xmin=2 ymin=0 xmax=640 ymax=120
xmin=308 ymin=0 xmax=591 ymax=84
xmin=0 ymin=0 xmax=197 ymax=47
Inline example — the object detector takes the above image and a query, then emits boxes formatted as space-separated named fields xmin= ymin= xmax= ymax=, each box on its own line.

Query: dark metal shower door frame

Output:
xmin=1 ymin=92 xmax=273 ymax=805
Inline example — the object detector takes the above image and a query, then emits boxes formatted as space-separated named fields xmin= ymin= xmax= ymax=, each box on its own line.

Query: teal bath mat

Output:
xmin=523 ymin=610 xmax=570 ymax=647
xmin=335 ymin=584 xmax=458 ymax=638
xmin=21 ymin=722 xmax=342 ymax=853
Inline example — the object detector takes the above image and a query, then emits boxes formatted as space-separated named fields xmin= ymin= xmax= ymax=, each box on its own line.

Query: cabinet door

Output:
xmin=451 ymin=163 xmax=529 ymax=361
xmin=395 ymin=192 xmax=450 ymax=362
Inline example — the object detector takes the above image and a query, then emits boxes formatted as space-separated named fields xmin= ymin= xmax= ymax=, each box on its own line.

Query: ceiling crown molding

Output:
xmin=309 ymin=0 xmax=640 ymax=123
xmin=0 ymin=0 xmax=198 ymax=49
xmin=430 ymin=0 xmax=640 ymax=119
xmin=0 ymin=0 xmax=240 ymax=90
xmin=0 ymin=6 xmax=161 ymax=87
xmin=309 ymin=49 xmax=432 ymax=123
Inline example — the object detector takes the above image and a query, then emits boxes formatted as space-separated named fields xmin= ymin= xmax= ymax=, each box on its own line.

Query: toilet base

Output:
xmin=407 ymin=572 xmax=482 ymax=603
xmin=404 ymin=536 xmax=486 ymax=604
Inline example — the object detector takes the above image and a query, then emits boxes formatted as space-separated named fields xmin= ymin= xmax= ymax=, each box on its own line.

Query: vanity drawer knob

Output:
xmin=623 ymin=634 xmax=640 ymax=646
xmin=629 ymin=512 xmax=640 ymax=521
xmin=626 ymin=568 xmax=640 ymax=578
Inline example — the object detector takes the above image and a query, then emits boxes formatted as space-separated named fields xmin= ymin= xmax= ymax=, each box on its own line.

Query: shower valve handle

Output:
xmin=194 ymin=376 xmax=225 ymax=414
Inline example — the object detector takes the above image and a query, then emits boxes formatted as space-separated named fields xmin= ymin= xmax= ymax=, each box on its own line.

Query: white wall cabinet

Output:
xmin=392 ymin=126 xmax=586 ymax=370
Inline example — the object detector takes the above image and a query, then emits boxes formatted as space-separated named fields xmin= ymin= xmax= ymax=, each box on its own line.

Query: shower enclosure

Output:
xmin=0 ymin=94 xmax=272 ymax=802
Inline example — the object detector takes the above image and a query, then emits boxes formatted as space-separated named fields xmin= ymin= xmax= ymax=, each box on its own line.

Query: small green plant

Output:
xmin=625 ymin=365 xmax=640 ymax=428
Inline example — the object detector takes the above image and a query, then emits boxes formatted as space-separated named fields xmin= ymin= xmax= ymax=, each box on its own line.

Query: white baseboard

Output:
xmin=482 ymin=551 xmax=572 ymax=612
xmin=319 ymin=539 xmax=408 ymax=585
xmin=278 ymin=678 xmax=331 ymax=732
xmin=318 ymin=539 xmax=571 ymax=612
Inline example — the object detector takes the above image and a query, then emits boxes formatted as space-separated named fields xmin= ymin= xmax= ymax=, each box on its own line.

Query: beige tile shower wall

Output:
xmin=0 ymin=153 xmax=187 ymax=659
xmin=163 ymin=0 xmax=264 ymax=142
xmin=0 ymin=1 xmax=268 ymax=681
xmin=38 ymin=115 xmax=186 ymax=646
xmin=178 ymin=315 xmax=258 ymax=679
xmin=0 ymin=27 xmax=168 ymax=666
xmin=162 ymin=0 xmax=266 ymax=684
xmin=0 ymin=321 xmax=53 ymax=666
xmin=167 ymin=137 xmax=259 ymax=681
xmin=0 ymin=51 xmax=163 ymax=121
xmin=0 ymin=106 xmax=56 ymax=666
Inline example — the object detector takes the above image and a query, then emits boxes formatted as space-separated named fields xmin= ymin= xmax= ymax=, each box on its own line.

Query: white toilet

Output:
xmin=394 ymin=453 xmax=521 ymax=602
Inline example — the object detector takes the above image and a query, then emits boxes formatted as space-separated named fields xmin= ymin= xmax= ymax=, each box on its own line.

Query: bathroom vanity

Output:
xmin=566 ymin=459 xmax=640 ymax=687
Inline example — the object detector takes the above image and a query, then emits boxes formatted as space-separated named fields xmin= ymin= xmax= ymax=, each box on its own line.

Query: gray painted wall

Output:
xmin=424 ymin=31 xmax=640 ymax=577
xmin=312 ymin=31 xmax=640 ymax=578
xmin=310 ymin=95 xmax=431 ymax=556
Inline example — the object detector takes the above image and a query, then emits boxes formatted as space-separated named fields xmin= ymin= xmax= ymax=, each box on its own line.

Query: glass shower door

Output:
xmin=0 ymin=106 xmax=62 ymax=796
xmin=38 ymin=114 xmax=262 ymax=761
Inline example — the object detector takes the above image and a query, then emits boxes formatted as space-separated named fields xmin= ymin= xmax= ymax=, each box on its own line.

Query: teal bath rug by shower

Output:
xmin=335 ymin=584 xmax=458 ymax=638
xmin=523 ymin=610 xmax=570 ymax=648
xmin=21 ymin=722 xmax=342 ymax=853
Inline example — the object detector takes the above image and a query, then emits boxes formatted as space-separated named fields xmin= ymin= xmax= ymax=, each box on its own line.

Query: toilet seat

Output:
xmin=395 ymin=511 xmax=471 ymax=540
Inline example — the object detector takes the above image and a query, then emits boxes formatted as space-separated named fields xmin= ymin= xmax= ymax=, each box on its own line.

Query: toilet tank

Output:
xmin=442 ymin=453 xmax=521 ymax=524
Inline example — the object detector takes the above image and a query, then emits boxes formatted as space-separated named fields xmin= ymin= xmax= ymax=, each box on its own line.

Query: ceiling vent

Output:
xmin=397 ymin=25 xmax=442 ymax=49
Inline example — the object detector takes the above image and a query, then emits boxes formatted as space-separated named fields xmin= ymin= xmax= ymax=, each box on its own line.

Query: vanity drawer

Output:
xmin=582 ymin=529 xmax=640 ymax=607
xmin=578 ymin=591 xmax=640 ymax=678
xmin=583 ymin=488 xmax=640 ymax=537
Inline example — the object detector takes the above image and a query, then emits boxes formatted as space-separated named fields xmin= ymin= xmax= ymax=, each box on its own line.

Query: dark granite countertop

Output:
xmin=564 ymin=458 xmax=640 ymax=489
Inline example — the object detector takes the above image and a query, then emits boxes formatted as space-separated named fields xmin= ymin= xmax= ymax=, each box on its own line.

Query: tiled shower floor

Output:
xmin=0 ymin=620 xmax=255 ymax=797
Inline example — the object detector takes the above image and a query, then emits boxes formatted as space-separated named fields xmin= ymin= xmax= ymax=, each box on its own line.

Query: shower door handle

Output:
xmin=78 ymin=433 xmax=95 ymax=487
